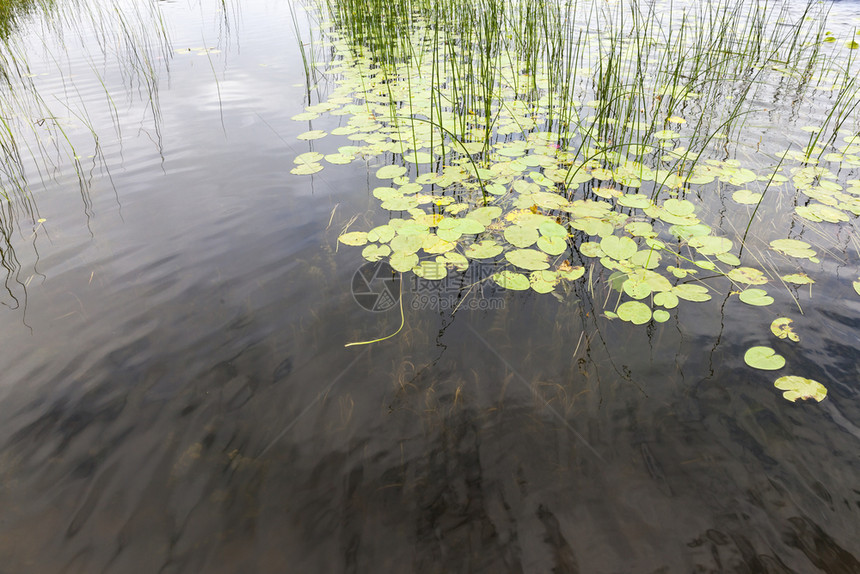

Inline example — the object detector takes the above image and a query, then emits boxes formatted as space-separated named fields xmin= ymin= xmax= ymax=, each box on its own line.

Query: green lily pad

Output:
xmin=853 ymin=279 xmax=860 ymax=296
xmin=537 ymin=235 xmax=567 ymax=256
xmin=739 ymin=288 xmax=774 ymax=306
xmin=663 ymin=198 xmax=695 ymax=217
xmin=617 ymin=194 xmax=652 ymax=209
xmin=781 ymin=273 xmax=815 ymax=285
xmin=796 ymin=203 xmax=849 ymax=223
xmin=622 ymin=276 xmax=651 ymax=299
xmin=504 ymin=225 xmax=539 ymax=248
xmin=414 ymin=260 xmax=448 ymax=280
xmin=367 ymin=225 xmax=395 ymax=243
xmin=422 ymin=234 xmax=457 ymax=254
xmin=652 ymin=309 xmax=671 ymax=323
xmin=728 ymin=267 xmax=768 ymax=285
xmin=464 ymin=240 xmax=503 ymax=259
xmin=672 ymin=283 xmax=711 ymax=302
xmin=381 ymin=197 xmax=419 ymax=211
xmin=557 ymin=264 xmax=585 ymax=281
xmin=506 ymin=249 xmax=550 ymax=271
xmin=600 ymin=235 xmax=638 ymax=260
xmin=617 ymin=300 xmax=652 ymax=325
xmin=732 ymin=189 xmax=763 ymax=205
xmin=297 ymin=129 xmax=327 ymax=140
xmin=362 ymin=244 xmax=391 ymax=262
xmin=579 ymin=242 xmax=604 ymax=258
xmin=774 ymin=376 xmax=827 ymax=402
xmin=654 ymin=291 xmax=679 ymax=308
xmin=688 ymin=235 xmax=733 ymax=255
xmin=390 ymin=234 xmax=424 ymax=254
xmin=376 ymin=165 xmax=408 ymax=179
xmin=744 ymin=346 xmax=785 ymax=370
xmin=716 ymin=252 xmax=741 ymax=266
xmin=539 ymin=221 xmax=568 ymax=238
xmin=389 ymin=252 xmax=419 ymax=272
xmin=769 ymin=238 xmax=818 ymax=261
xmin=465 ymin=206 xmax=503 ymax=226
xmin=770 ymin=317 xmax=799 ymax=342
xmin=295 ymin=151 xmax=324 ymax=164
xmin=438 ymin=252 xmax=469 ymax=271
xmin=653 ymin=129 xmax=680 ymax=140
xmin=493 ymin=270 xmax=530 ymax=290
xmin=325 ymin=153 xmax=355 ymax=165
xmin=530 ymin=270 xmax=558 ymax=293
xmin=290 ymin=163 xmax=324 ymax=175
xmin=339 ymin=231 xmax=368 ymax=246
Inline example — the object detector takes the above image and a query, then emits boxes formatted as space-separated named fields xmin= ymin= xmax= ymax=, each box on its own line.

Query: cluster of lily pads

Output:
xmin=288 ymin=0 xmax=860 ymax=402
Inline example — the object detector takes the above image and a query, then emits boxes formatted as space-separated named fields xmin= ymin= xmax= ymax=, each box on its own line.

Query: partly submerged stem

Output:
xmin=345 ymin=272 xmax=405 ymax=347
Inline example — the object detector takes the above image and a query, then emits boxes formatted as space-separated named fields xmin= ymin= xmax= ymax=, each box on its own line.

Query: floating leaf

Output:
xmin=295 ymin=151 xmax=324 ymax=164
xmin=290 ymin=163 xmax=324 ymax=175
xmin=376 ymin=165 xmax=408 ymax=179
xmin=781 ymin=273 xmax=815 ymax=285
xmin=796 ymin=203 xmax=849 ymax=223
xmin=853 ymin=279 xmax=860 ymax=296
xmin=465 ymin=240 xmax=503 ymax=259
xmin=557 ymin=263 xmax=585 ymax=281
xmin=774 ymin=376 xmax=827 ymax=402
xmin=617 ymin=300 xmax=652 ymax=324
xmin=770 ymin=317 xmax=799 ymax=342
xmin=414 ymin=260 xmax=448 ymax=280
xmin=664 ymin=198 xmax=695 ymax=217
xmin=688 ymin=235 xmax=733 ymax=255
xmin=654 ymin=291 xmax=679 ymax=308
xmin=744 ymin=346 xmax=785 ymax=370
xmin=504 ymin=225 xmax=539 ymax=248
xmin=617 ymin=194 xmax=652 ymax=209
xmin=297 ymin=129 xmax=327 ymax=140
xmin=738 ymin=288 xmax=774 ymax=306
xmin=325 ymin=153 xmax=355 ymax=165
xmin=769 ymin=239 xmax=818 ymax=261
xmin=728 ymin=267 xmax=768 ymax=285
xmin=716 ymin=252 xmax=741 ymax=266
xmin=673 ymin=283 xmax=711 ymax=302
xmin=493 ymin=270 xmax=530 ymax=290
xmin=653 ymin=309 xmax=671 ymax=322
xmin=403 ymin=151 xmax=434 ymax=163
xmin=438 ymin=252 xmax=469 ymax=271
xmin=390 ymin=234 xmax=424 ymax=254
xmin=362 ymin=244 xmax=390 ymax=262
xmin=653 ymin=129 xmax=680 ymax=140
xmin=622 ymin=276 xmax=651 ymax=299
xmin=339 ymin=231 xmax=368 ymax=246
xmin=539 ymin=220 xmax=567 ymax=238
xmin=579 ymin=242 xmax=604 ymax=258
xmin=389 ymin=252 xmax=418 ymax=272
xmin=506 ymin=249 xmax=550 ymax=271
xmin=367 ymin=225 xmax=395 ymax=243
xmin=600 ymin=235 xmax=638 ymax=260
xmin=732 ymin=189 xmax=763 ymax=205
xmin=630 ymin=249 xmax=661 ymax=269
xmin=530 ymin=270 xmax=558 ymax=293
xmin=536 ymin=235 xmax=566 ymax=256
xmin=422 ymin=234 xmax=456 ymax=254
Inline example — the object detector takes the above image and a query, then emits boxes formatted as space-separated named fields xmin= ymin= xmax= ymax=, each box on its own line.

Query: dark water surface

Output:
xmin=0 ymin=1 xmax=859 ymax=572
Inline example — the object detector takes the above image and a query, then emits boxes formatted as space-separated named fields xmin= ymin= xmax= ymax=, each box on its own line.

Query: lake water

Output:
xmin=0 ymin=0 xmax=859 ymax=572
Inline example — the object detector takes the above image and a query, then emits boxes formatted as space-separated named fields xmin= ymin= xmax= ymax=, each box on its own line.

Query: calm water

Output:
xmin=0 ymin=0 xmax=859 ymax=572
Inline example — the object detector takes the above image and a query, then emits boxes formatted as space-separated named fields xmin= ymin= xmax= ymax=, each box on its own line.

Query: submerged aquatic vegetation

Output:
xmin=0 ymin=0 xmax=171 ymax=310
xmin=290 ymin=0 xmax=860 ymax=401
